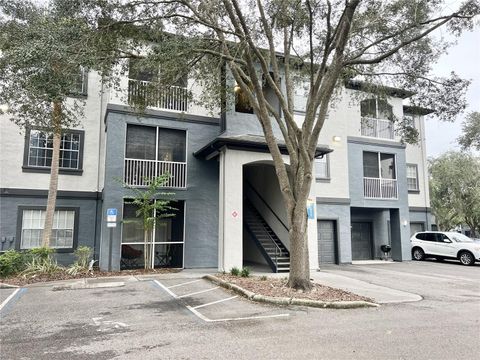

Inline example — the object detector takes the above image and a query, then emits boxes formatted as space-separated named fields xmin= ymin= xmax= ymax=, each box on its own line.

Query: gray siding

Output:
xmin=316 ymin=202 xmax=352 ymax=263
xmin=0 ymin=194 xmax=100 ymax=265
xmin=100 ymin=110 xmax=220 ymax=270
xmin=347 ymin=138 xmax=411 ymax=261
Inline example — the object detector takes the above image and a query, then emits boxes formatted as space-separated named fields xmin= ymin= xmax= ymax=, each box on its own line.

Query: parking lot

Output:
xmin=1 ymin=261 xmax=479 ymax=360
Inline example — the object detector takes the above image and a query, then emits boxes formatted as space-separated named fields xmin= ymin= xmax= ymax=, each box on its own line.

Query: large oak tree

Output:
xmin=86 ymin=0 xmax=479 ymax=289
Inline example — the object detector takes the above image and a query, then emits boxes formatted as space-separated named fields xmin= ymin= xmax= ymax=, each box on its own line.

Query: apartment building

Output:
xmin=0 ymin=62 xmax=434 ymax=272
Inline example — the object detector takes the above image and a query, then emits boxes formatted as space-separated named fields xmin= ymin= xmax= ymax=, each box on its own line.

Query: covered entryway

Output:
xmin=317 ymin=220 xmax=337 ymax=264
xmin=351 ymin=222 xmax=373 ymax=260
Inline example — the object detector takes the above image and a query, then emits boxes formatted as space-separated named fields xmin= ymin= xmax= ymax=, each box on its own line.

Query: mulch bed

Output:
xmin=217 ymin=274 xmax=373 ymax=303
xmin=0 ymin=268 xmax=180 ymax=287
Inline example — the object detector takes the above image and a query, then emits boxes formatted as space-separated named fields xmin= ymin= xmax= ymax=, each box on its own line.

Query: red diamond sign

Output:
xmin=231 ymin=211 xmax=238 ymax=218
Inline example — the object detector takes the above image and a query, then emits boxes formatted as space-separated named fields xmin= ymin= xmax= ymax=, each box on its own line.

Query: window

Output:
xmin=363 ymin=152 xmax=396 ymax=179
xmin=235 ymin=85 xmax=254 ymax=114
xmin=407 ymin=164 xmax=419 ymax=192
xmin=71 ymin=67 xmax=88 ymax=96
xmin=315 ymin=155 xmax=330 ymax=179
xmin=125 ymin=125 xmax=186 ymax=162
xmin=121 ymin=200 xmax=185 ymax=269
xmin=24 ymin=129 xmax=83 ymax=173
xmin=20 ymin=209 xmax=76 ymax=249
xmin=360 ymin=98 xmax=393 ymax=120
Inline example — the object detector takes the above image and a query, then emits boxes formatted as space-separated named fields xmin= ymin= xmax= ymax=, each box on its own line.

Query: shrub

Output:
xmin=240 ymin=267 xmax=250 ymax=278
xmin=0 ymin=250 xmax=28 ymax=278
xmin=67 ymin=246 xmax=93 ymax=275
xmin=260 ymin=275 xmax=268 ymax=281
xmin=22 ymin=247 xmax=62 ymax=277
xmin=230 ymin=267 xmax=240 ymax=276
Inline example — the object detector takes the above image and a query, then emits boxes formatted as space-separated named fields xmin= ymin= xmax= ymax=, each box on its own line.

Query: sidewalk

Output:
xmin=250 ymin=266 xmax=422 ymax=304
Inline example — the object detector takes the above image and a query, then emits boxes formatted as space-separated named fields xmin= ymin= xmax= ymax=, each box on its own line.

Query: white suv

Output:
xmin=411 ymin=231 xmax=480 ymax=266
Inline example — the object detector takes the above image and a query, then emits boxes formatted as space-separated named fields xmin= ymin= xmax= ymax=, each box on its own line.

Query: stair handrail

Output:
xmin=245 ymin=181 xmax=289 ymax=231
xmin=245 ymin=201 xmax=284 ymax=270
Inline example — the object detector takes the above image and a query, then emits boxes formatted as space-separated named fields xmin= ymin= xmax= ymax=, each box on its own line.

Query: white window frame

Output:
xmin=315 ymin=154 xmax=330 ymax=180
xmin=27 ymin=130 xmax=82 ymax=170
xmin=406 ymin=163 xmax=420 ymax=192
xmin=20 ymin=209 xmax=76 ymax=250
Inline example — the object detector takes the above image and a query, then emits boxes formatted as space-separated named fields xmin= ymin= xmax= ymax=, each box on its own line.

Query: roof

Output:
xmin=194 ymin=133 xmax=332 ymax=159
xmin=403 ymin=105 xmax=435 ymax=116
xmin=345 ymin=80 xmax=415 ymax=99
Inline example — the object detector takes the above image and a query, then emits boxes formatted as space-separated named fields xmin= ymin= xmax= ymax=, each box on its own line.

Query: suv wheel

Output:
xmin=459 ymin=251 xmax=475 ymax=266
xmin=412 ymin=247 xmax=425 ymax=261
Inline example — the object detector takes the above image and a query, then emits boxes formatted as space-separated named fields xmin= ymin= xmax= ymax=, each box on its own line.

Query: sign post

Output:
xmin=106 ymin=208 xmax=117 ymax=271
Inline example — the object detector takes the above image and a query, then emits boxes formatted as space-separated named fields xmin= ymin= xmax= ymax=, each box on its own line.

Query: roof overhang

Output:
xmin=345 ymin=80 xmax=415 ymax=99
xmin=194 ymin=133 xmax=332 ymax=160
xmin=403 ymin=105 xmax=435 ymax=116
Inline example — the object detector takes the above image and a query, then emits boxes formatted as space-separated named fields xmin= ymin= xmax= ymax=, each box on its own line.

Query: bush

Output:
xmin=260 ymin=275 xmax=268 ymax=281
xmin=67 ymin=246 xmax=93 ymax=275
xmin=22 ymin=247 xmax=62 ymax=277
xmin=230 ymin=267 xmax=240 ymax=276
xmin=240 ymin=267 xmax=250 ymax=278
xmin=0 ymin=250 xmax=28 ymax=278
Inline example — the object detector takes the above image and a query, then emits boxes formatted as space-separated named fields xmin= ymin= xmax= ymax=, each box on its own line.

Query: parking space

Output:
xmin=152 ymin=278 xmax=290 ymax=322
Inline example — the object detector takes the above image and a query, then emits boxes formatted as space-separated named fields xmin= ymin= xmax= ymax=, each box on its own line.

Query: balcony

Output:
xmin=124 ymin=158 xmax=187 ymax=189
xmin=127 ymin=79 xmax=188 ymax=112
xmin=361 ymin=117 xmax=394 ymax=140
xmin=363 ymin=177 xmax=398 ymax=199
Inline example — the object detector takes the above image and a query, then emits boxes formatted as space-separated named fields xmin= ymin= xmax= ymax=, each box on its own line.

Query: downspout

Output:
xmin=420 ymin=115 xmax=429 ymax=230
xmin=93 ymin=75 xmax=105 ymax=261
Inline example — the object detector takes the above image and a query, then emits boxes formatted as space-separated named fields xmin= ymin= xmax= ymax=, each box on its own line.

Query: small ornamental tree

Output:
xmin=122 ymin=174 xmax=176 ymax=270
xmin=81 ymin=0 xmax=479 ymax=290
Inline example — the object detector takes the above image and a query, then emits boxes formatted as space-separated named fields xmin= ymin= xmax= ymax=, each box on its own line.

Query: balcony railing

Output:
xmin=124 ymin=158 xmax=187 ymax=189
xmin=127 ymin=79 xmax=188 ymax=112
xmin=361 ymin=117 xmax=394 ymax=140
xmin=363 ymin=177 xmax=398 ymax=199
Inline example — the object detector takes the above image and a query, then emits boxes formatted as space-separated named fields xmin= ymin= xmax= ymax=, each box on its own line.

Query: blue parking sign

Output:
xmin=107 ymin=208 xmax=117 ymax=216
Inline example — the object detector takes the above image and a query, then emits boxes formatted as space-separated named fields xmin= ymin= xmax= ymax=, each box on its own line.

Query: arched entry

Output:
xmin=242 ymin=162 xmax=290 ymax=272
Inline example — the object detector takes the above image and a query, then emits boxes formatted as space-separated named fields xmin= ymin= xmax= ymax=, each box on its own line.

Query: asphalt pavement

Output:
xmin=1 ymin=261 xmax=479 ymax=359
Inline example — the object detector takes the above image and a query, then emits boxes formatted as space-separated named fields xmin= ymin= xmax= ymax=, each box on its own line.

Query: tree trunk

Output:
xmin=41 ymin=102 xmax=62 ymax=248
xmin=287 ymin=202 xmax=312 ymax=290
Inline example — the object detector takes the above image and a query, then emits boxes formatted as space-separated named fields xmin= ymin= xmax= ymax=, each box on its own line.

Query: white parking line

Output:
xmin=193 ymin=295 xmax=238 ymax=309
xmin=0 ymin=288 xmax=25 ymax=312
xmin=178 ymin=286 xmax=220 ymax=299
xmin=167 ymin=279 xmax=202 ymax=289
xmin=152 ymin=280 xmax=289 ymax=323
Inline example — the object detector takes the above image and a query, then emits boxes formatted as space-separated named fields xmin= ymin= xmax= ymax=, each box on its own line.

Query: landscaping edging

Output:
xmin=204 ymin=274 xmax=379 ymax=309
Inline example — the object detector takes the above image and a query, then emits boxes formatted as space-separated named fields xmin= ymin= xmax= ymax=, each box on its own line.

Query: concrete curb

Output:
xmin=203 ymin=275 xmax=379 ymax=309
xmin=0 ymin=282 xmax=19 ymax=289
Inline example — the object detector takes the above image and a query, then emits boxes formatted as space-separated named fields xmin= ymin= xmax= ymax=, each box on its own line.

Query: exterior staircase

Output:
xmin=243 ymin=200 xmax=290 ymax=273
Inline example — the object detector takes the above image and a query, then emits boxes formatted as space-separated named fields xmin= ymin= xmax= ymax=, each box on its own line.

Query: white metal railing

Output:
xmin=361 ymin=117 xmax=394 ymax=140
xmin=363 ymin=177 xmax=398 ymax=199
xmin=124 ymin=158 xmax=187 ymax=188
xmin=128 ymin=79 xmax=188 ymax=112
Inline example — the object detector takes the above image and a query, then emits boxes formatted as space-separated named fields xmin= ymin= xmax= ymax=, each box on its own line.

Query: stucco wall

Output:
xmin=0 ymin=71 xmax=106 ymax=193
xmin=0 ymin=194 xmax=100 ymax=265
xmin=99 ymin=109 xmax=220 ymax=270
xmin=316 ymin=202 xmax=352 ymax=263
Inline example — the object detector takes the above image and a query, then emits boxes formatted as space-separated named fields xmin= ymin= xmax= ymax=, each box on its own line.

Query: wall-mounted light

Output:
xmin=403 ymin=220 xmax=408 ymax=227
xmin=332 ymin=136 xmax=342 ymax=142
xmin=234 ymin=85 xmax=240 ymax=93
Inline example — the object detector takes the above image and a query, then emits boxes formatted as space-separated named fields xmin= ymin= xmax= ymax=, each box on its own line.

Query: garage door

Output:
xmin=351 ymin=222 xmax=373 ymax=260
xmin=410 ymin=222 xmax=425 ymax=236
xmin=318 ymin=220 xmax=337 ymax=264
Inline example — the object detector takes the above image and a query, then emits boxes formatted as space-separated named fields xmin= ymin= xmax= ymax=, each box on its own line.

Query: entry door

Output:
xmin=318 ymin=221 xmax=337 ymax=264
xmin=351 ymin=222 xmax=373 ymax=260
